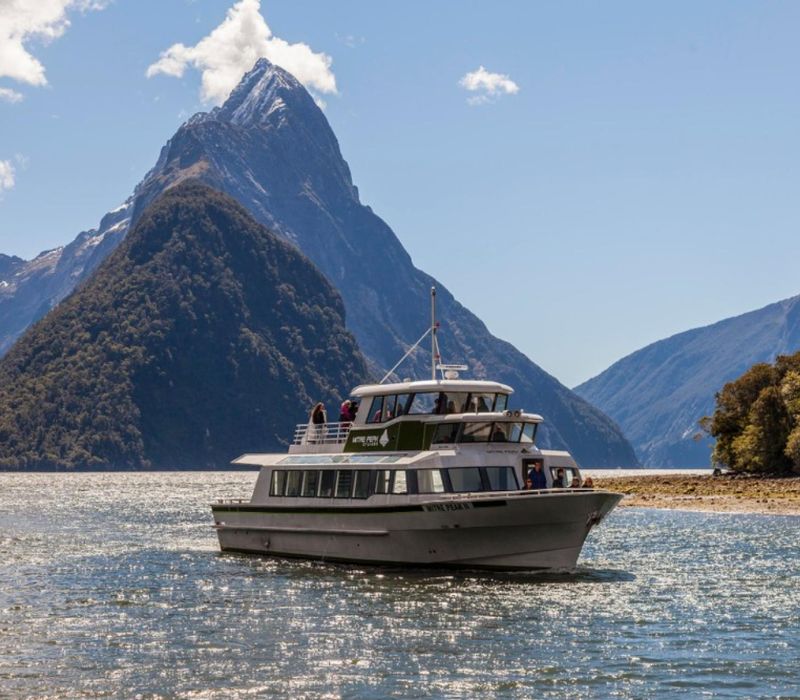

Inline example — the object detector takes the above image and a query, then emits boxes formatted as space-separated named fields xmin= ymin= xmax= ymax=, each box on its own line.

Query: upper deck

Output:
xmin=288 ymin=378 xmax=540 ymax=456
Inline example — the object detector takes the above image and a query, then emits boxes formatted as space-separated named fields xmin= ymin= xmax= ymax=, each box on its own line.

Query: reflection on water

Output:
xmin=1 ymin=472 xmax=799 ymax=698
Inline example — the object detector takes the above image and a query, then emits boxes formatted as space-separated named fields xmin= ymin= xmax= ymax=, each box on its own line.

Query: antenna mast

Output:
xmin=431 ymin=287 xmax=438 ymax=380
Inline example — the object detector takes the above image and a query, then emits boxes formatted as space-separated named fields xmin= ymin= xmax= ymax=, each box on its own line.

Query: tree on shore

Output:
xmin=702 ymin=351 xmax=800 ymax=474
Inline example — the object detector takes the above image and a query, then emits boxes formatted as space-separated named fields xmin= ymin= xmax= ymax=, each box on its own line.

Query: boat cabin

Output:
xmin=234 ymin=379 xmax=584 ymax=503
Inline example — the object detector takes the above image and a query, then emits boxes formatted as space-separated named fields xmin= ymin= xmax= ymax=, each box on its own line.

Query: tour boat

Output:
xmin=211 ymin=290 xmax=623 ymax=570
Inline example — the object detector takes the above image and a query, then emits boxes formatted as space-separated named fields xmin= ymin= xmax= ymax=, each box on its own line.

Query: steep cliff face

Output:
xmin=576 ymin=295 xmax=800 ymax=466
xmin=0 ymin=182 xmax=367 ymax=469
xmin=0 ymin=59 xmax=637 ymax=466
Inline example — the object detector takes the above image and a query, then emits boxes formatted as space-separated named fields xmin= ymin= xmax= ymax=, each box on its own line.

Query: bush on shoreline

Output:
xmin=702 ymin=350 xmax=800 ymax=474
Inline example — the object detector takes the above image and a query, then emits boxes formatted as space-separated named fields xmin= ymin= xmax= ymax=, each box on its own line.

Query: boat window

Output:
xmin=447 ymin=467 xmax=484 ymax=492
xmin=432 ymin=422 xmax=460 ymax=444
xmin=441 ymin=391 xmax=469 ymax=414
xmin=467 ymin=393 xmax=494 ymax=413
xmin=353 ymin=470 xmax=372 ymax=499
xmin=319 ymin=470 xmax=336 ymax=498
xmin=285 ymin=470 xmax=303 ymax=497
xmin=391 ymin=470 xmax=408 ymax=494
xmin=335 ymin=470 xmax=354 ymax=498
xmin=380 ymin=395 xmax=397 ymax=422
xmin=495 ymin=394 xmax=509 ymax=412
xmin=490 ymin=423 xmax=510 ymax=442
xmin=521 ymin=423 xmax=536 ymax=444
xmin=270 ymin=470 xmax=286 ymax=496
xmin=375 ymin=470 xmax=391 ymax=494
xmin=368 ymin=396 xmax=384 ymax=423
xmin=550 ymin=467 xmax=580 ymax=488
xmin=301 ymin=470 xmax=320 ymax=497
xmin=394 ymin=393 xmax=412 ymax=417
xmin=417 ymin=469 xmax=445 ymax=493
xmin=507 ymin=422 xmax=523 ymax=442
xmin=484 ymin=467 xmax=518 ymax=491
xmin=461 ymin=422 xmax=492 ymax=443
xmin=407 ymin=392 xmax=438 ymax=415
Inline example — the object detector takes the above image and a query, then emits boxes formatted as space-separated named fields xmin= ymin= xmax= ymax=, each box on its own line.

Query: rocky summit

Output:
xmin=0 ymin=58 xmax=637 ymax=466
xmin=0 ymin=182 xmax=367 ymax=469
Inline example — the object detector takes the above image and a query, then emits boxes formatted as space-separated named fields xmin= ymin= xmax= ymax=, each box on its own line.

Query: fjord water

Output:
xmin=1 ymin=473 xmax=798 ymax=698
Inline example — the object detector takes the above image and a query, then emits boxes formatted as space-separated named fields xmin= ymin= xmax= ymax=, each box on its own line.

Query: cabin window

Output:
xmin=285 ymin=470 xmax=303 ymax=497
xmin=375 ymin=470 xmax=391 ymax=494
xmin=507 ymin=423 xmax=523 ymax=442
xmin=381 ymin=395 xmax=397 ymax=422
xmin=461 ymin=422 xmax=492 ymax=443
xmin=521 ymin=423 xmax=536 ymax=444
xmin=447 ymin=467 xmax=483 ymax=492
xmin=394 ymin=393 xmax=412 ymax=417
xmin=301 ymin=470 xmax=320 ymax=497
xmin=432 ymin=422 xmax=460 ymax=444
xmin=550 ymin=467 xmax=579 ymax=488
xmin=319 ymin=470 xmax=336 ymax=497
xmin=368 ymin=397 xmax=384 ymax=423
xmin=466 ymin=393 xmax=494 ymax=413
xmin=490 ymin=423 xmax=510 ymax=442
xmin=441 ymin=392 xmax=469 ymax=414
xmin=335 ymin=470 xmax=354 ymax=498
xmin=391 ymin=470 xmax=408 ymax=494
xmin=495 ymin=394 xmax=509 ymax=412
xmin=353 ymin=470 xmax=372 ymax=499
xmin=407 ymin=392 xmax=438 ymax=415
xmin=417 ymin=469 xmax=445 ymax=494
xmin=484 ymin=467 xmax=518 ymax=491
xmin=270 ymin=470 xmax=287 ymax=496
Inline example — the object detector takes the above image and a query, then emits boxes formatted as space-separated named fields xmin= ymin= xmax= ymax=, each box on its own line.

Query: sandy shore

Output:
xmin=592 ymin=473 xmax=800 ymax=516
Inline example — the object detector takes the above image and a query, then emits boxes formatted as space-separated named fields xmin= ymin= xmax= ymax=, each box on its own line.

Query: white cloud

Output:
xmin=459 ymin=65 xmax=520 ymax=105
xmin=0 ymin=160 xmax=15 ymax=192
xmin=0 ymin=1 xmax=109 ymax=97
xmin=147 ymin=0 xmax=337 ymax=105
xmin=0 ymin=87 xmax=23 ymax=103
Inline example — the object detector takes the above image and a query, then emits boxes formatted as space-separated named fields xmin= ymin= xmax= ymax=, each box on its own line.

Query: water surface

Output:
xmin=1 ymin=472 xmax=798 ymax=698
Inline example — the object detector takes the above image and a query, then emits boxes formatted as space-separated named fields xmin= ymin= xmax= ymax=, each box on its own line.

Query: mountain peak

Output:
xmin=212 ymin=57 xmax=312 ymax=127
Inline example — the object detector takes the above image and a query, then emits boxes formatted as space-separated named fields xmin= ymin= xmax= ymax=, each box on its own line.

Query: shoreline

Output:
xmin=593 ymin=473 xmax=800 ymax=516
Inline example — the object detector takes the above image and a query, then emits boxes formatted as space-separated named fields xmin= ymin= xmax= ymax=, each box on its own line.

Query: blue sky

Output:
xmin=1 ymin=1 xmax=799 ymax=387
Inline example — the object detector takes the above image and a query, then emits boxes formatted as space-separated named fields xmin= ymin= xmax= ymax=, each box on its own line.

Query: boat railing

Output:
xmin=292 ymin=421 xmax=352 ymax=446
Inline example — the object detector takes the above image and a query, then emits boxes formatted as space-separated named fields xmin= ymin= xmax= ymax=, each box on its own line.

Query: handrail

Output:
xmin=293 ymin=421 xmax=352 ymax=446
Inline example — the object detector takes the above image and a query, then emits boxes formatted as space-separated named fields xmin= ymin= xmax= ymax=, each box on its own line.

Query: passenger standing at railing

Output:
xmin=339 ymin=400 xmax=352 ymax=423
xmin=310 ymin=402 xmax=327 ymax=443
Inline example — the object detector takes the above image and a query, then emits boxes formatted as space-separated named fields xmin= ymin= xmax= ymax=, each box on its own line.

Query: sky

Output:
xmin=1 ymin=0 xmax=799 ymax=388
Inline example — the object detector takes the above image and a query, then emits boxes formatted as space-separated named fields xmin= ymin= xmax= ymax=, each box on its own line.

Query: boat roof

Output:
xmin=350 ymin=379 xmax=514 ymax=398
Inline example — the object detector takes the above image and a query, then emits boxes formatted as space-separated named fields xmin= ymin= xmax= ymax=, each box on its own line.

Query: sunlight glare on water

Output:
xmin=1 ymin=472 xmax=799 ymax=698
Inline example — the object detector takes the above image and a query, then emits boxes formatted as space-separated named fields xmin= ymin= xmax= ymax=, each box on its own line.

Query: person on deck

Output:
xmin=310 ymin=402 xmax=326 ymax=443
xmin=527 ymin=462 xmax=547 ymax=489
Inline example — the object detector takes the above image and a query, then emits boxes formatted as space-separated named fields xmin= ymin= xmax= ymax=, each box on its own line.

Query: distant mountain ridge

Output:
xmin=0 ymin=182 xmax=367 ymax=469
xmin=575 ymin=295 xmax=800 ymax=466
xmin=0 ymin=58 xmax=637 ymax=466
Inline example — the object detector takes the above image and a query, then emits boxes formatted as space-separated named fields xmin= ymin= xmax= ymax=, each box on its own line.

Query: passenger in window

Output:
xmin=552 ymin=468 xmax=565 ymax=488
xmin=491 ymin=425 xmax=507 ymax=442
xmin=434 ymin=395 xmax=445 ymax=415
xmin=527 ymin=463 xmax=547 ymax=489
xmin=446 ymin=401 xmax=456 ymax=414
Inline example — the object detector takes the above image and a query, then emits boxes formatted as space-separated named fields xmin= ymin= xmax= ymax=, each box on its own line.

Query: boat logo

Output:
xmin=379 ymin=430 xmax=390 ymax=447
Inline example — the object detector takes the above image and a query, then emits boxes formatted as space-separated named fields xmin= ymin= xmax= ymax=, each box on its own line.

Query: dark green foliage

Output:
xmin=0 ymin=181 xmax=367 ymax=469
xmin=705 ymin=351 xmax=800 ymax=473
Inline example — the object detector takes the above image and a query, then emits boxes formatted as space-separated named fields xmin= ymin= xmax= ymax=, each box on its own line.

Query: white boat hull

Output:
xmin=212 ymin=490 xmax=622 ymax=571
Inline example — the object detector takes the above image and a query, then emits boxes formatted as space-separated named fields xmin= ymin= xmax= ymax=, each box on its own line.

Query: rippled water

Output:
xmin=1 ymin=472 xmax=799 ymax=699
